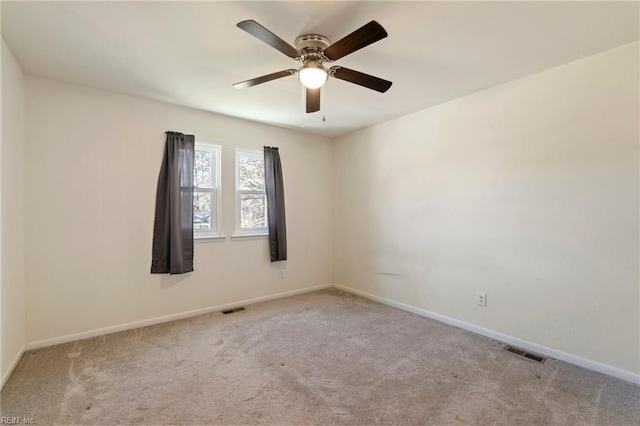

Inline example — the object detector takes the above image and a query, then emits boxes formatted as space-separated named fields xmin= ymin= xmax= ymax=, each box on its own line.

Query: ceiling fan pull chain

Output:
xmin=322 ymin=85 xmax=327 ymax=122
xmin=301 ymin=85 xmax=307 ymax=127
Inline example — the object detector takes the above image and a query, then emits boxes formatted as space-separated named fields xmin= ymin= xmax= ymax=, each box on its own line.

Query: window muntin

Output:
xmin=194 ymin=141 xmax=221 ymax=237
xmin=235 ymin=148 xmax=267 ymax=234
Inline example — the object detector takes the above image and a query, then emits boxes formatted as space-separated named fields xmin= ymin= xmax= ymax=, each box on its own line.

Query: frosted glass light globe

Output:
xmin=299 ymin=64 xmax=328 ymax=89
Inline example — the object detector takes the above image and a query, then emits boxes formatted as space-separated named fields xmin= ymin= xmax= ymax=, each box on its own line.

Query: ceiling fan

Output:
xmin=232 ymin=20 xmax=392 ymax=113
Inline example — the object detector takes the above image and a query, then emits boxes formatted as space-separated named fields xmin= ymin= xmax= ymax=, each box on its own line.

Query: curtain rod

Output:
xmin=165 ymin=130 xmax=279 ymax=149
xmin=199 ymin=140 xmax=281 ymax=151
xmin=165 ymin=131 xmax=279 ymax=151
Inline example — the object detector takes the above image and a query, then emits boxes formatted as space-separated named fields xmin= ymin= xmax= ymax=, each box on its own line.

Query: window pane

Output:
xmin=195 ymin=149 xmax=214 ymax=188
xmin=240 ymin=193 xmax=266 ymax=229
xmin=238 ymin=154 xmax=265 ymax=190
xmin=193 ymin=191 xmax=213 ymax=230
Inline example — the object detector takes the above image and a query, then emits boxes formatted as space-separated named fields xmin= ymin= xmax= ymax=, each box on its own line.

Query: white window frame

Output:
xmin=235 ymin=148 xmax=268 ymax=236
xmin=194 ymin=140 xmax=222 ymax=239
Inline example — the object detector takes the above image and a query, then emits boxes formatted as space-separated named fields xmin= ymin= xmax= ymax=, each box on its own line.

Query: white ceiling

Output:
xmin=2 ymin=1 xmax=638 ymax=137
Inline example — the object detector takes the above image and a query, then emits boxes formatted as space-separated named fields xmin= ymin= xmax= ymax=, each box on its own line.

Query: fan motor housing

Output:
xmin=294 ymin=34 xmax=331 ymax=63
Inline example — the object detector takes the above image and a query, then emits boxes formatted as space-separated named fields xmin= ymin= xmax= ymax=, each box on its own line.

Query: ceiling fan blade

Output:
xmin=329 ymin=66 xmax=392 ymax=93
xmin=322 ymin=21 xmax=387 ymax=61
xmin=233 ymin=69 xmax=296 ymax=89
xmin=306 ymin=87 xmax=320 ymax=113
xmin=237 ymin=20 xmax=301 ymax=59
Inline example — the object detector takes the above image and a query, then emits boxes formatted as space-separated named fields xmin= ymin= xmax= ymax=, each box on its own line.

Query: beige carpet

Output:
xmin=2 ymin=289 xmax=639 ymax=425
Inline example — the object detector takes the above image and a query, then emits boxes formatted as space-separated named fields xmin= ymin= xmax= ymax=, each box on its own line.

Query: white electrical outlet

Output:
xmin=477 ymin=292 xmax=487 ymax=307
xmin=279 ymin=270 xmax=285 ymax=279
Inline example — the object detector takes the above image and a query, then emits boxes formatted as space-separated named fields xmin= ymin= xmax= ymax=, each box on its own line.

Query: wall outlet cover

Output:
xmin=477 ymin=292 xmax=487 ymax=307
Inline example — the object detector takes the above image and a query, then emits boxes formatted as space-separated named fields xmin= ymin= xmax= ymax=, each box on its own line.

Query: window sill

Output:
xmin=231 ymin=233 xmax=269 ymax=240
xmin=195 ymin=235 xmax=227 ymax=242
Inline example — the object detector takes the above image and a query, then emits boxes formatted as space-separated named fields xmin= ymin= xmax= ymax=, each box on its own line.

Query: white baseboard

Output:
xmin=16 ymin=283 xmax=639 ymax=386
xmin=1 ymin=344 xmax=26 ymax=391
xmin=333 ymin=284 xmax=639 ymax=385
xmin=25 ymin=284 xmax=332 ymax=352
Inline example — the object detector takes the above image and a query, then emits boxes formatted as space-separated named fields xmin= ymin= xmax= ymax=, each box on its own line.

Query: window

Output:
xmin=194 ymin=140 xmax=221 ymax=238
xmin=235 ymin=148 xmax=267 ymax=235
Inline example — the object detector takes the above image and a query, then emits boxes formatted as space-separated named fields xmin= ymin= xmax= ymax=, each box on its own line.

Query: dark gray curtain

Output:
xmin=264 ymin=146 xmax=287 ymax=262
xmin=151 ymin=132 xmax=195 ymax=274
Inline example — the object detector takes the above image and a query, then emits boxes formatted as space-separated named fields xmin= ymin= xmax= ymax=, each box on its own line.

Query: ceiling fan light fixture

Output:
xmin=233 ymin=20 xmax=392 ymax=113
xmin=298 ymin=63 xmax=328 ymax=89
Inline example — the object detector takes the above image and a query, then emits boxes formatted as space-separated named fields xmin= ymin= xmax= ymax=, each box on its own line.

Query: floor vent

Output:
xmin=504 ymin=345 xmax=546 ymax=363
xmin=221 ymin=307 xmax=246 ymax=315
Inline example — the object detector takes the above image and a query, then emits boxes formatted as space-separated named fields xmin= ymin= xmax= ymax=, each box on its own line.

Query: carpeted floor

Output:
xmin=2 ymin=288 xmax=639 ymax=425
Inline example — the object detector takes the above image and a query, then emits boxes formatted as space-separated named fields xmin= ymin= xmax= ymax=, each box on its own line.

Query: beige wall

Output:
xmin=332 ymin=42 xmax=639 ymax=373
xmin=24 ymin=77 xmax=333 ymax=343
xmin=1 ymin=40 xmax=26 ymax=384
